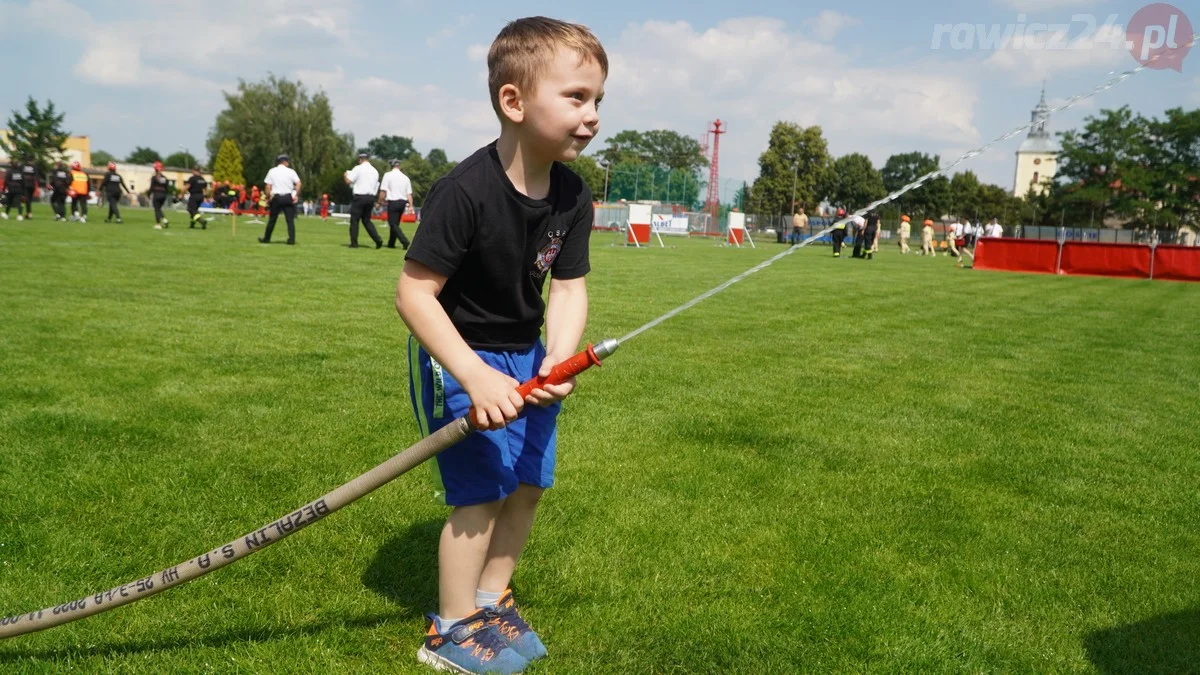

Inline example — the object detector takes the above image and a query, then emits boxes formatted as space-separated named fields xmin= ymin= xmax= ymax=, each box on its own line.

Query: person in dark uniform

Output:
xmin=183 ymin=166 xmax=209 ymax=229
xmin=3 ymin=162 xmax=26 ymax=220
xmin=830 ymin=207 xmax=847 ymax=257
xmin=259 ymin=154 xmax=301 ymax=245
xmin=101 ymin=161 xmax=130 ymax=223
xmin=20 ymin=158 xmax=39 ymax=220
xmin=851 ymin=212 xmax=867 ymax=258
xmin=149 ymin=161 xmax=171 ymax=229
xmin=862 ymin=210 xmax=880 ymax=260
xmin=49 ymin=161 xmax=70 ymax=221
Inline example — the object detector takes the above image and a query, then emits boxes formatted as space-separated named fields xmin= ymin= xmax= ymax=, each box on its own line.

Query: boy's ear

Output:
xmin=498 ymin=83 xmax=524 ymax=124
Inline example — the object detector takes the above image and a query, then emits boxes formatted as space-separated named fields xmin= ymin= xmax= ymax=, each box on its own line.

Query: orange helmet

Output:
xmin=836 ymin=208 xmax=846 ymax=217
xmin=901 ymin=215 xmax=910 ymax=222
xmin=70 ymin=160 xmax=81 ymax=170
xmin=107 ymin=161 xmax=116 ymax=171
xmin=153 ymin=161 xmax=163 ymax=171
xmin=924 ymin=219 xmax=934 ymax=226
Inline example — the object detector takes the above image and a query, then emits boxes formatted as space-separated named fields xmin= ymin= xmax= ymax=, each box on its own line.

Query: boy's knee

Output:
xmin=507 ymin=484 xmax=544 ymax=507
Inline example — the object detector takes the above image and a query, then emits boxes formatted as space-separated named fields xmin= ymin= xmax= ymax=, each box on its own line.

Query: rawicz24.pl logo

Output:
xmin=931 ymin=3 xmax=1193 ymax=71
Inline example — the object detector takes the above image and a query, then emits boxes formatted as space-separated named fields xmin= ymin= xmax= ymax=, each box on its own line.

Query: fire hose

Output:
xmin=0 ymin=340 xmax=619 ymax=640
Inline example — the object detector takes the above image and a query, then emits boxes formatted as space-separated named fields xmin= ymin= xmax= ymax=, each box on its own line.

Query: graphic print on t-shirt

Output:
xmin=533 ymin=229 xmax=566 ymax=277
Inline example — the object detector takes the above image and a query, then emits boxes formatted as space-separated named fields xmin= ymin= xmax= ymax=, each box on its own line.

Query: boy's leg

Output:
xmin=439 ymin=500 xmax=504 ymax=620
xmin=478 ymin=484 xmax=544 ymax=594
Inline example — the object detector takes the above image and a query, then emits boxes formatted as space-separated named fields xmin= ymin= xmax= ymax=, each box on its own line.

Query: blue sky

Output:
xmin=3 ymin=0 xmax=1196 ymax=196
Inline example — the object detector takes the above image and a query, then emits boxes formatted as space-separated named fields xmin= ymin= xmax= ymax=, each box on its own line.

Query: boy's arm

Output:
xmin=396 ymin=259 xmax=525 ymax=430
xmin=528 ymin=275 xmax=588 ymax=405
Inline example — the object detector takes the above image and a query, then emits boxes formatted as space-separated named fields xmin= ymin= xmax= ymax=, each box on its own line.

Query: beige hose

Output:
xmin=0 ymin=416 xmax=473 ymax=639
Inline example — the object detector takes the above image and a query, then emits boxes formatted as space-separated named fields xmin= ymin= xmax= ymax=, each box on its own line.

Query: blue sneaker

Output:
xmin=485 ymin=590 xmax=547 ymax=662
xmin=417 ymin=610 xmax=528 ymax=674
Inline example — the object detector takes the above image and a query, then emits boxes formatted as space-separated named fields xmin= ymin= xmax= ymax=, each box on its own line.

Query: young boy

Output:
xmin=395 ymin=16 xmax=606 ymax=675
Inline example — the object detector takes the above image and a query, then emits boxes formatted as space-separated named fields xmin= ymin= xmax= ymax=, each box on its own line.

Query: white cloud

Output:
xmin=601 ymin=17 xmax=980 ymax=189
xmin=427 ymin=14 xmax=475 ymax=48
xmin=466 ymin=44 xmax=489 ymax=62
xmin=804 ymin=10 xmax=861 ymax=41
xmin=983 ymin=22 xmax=1129 ymax=84
xmin=292 ymin=67 xmax=498 ymax=159
xmin=995 ymin=0 xmax=1098 ymax=11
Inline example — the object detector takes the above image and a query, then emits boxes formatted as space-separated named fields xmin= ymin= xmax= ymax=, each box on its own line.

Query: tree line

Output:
xmin=6 ymin=83 xmax=1195 ymax=225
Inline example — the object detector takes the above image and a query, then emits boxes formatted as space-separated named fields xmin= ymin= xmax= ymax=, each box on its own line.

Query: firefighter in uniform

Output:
xmin=69 ymin=161 xmax=90 ymax=222
xmin=183 ymin=167 xmax=209 ymax=229
xmin=49 ymin=161 xmax=70 ymax=221
xmin=149 ymin=161 xmax=171 ymax=229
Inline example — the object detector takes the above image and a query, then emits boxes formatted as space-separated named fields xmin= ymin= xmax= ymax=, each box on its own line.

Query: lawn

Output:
xmin=1 ymin=207 xmax=1198 ymax=673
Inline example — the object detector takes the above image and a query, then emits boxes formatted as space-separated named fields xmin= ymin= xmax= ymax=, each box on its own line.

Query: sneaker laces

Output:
xmin=485 ymin=603 xmax=531 ymax=639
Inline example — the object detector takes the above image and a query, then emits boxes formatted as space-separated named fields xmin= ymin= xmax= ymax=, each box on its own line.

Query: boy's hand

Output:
xmin=463 ymin=364 xmax=524 ymax=430
xmin=525 ymin=353 xmax=576 ymax=406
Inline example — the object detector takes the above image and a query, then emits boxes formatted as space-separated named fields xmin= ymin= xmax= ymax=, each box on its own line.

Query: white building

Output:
xmin=1013 ymin=89 xmax=1059 ymax=198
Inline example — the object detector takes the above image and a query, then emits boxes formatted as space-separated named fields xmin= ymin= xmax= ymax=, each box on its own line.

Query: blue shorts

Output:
xmin=407 ymin=336 xmax=560 ymax=506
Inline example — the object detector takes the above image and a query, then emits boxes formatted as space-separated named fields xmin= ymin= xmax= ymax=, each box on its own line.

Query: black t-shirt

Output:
xmin=51 ymin=169 xmax=70 ymax=192
xmin=21 ymin=164 xmax=37 ymax=188
xmin=103 ymin=171 xmax=126 ymax=195
xmin=405 ymin=142 xmax=593 ymax=351
xmin=150 ymin=174 xmax=170 ymax=194
xmin=5 ymin=168 xmax=23 ymax=189
xmin=185 ymin=175 xmax=207 ymax=196
xmin=864 ymin=213 xmax=880 ymax=232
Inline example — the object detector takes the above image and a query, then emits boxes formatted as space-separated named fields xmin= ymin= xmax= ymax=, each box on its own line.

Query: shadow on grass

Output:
xmin=1084 ymin=609 xmax=1200 ymax=674
xmin=0 ymin=520 xmax=443 ymax=664
xmin=0 ymin=612 xmax=405 ymax=664
xmin=361 ymin=518 xmax=442 ymax=619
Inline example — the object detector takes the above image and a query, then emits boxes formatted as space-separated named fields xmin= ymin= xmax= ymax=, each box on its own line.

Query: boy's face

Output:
xmin=516 ymin=47 xmax=605 ymax=163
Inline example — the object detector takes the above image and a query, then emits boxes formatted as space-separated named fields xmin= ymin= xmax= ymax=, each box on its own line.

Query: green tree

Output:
xmin=360 ymin=135 xmax=418 ymax=161
xmin=749 ymin=122 xmax=834 ymax=215
xmin=164 ymin=151 xmax=197 ymax=169
xmin=596 ymin=129 xmax=707 ymax=173
xmin=1056 ymin=106 xmax=1154 ymax=226
xmin=568 ymin=154 xmax=606 ymax=199
xmin=208 ymin=74 xmax=353 ymax=197
xmin=91 ymin=150 xmax=116 ymax=167
xmin=0 ymin=97 xmax=69 ymax=173
xmin=948 ymin=170 xmax=983 ymax=219
xmin=212 ymin=138 xmax=246 ymax=185
xmin=1147 ymin=107 xmax=1200 ymax=228
xmin=125 ymin=146 xmax=162 ymax=164
xmin=829 ymin=152 xmax=886 ymax=211
xmin=881 ymin=151 xmax=951 ymax=221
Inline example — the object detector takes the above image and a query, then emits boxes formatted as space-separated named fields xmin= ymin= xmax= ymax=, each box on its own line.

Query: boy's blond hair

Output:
xmin=487 ymin=16 xmax=608 ymax=120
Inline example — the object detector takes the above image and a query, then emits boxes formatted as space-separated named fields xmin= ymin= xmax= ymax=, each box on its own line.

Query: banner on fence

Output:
xmin=652 ymin=214 xmax=689 ymax=235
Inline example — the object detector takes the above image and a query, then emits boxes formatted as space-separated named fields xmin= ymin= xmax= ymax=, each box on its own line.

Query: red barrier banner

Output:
xmin=1152 ymin=245 xmax=1200 ymax=282
xmin=1059 ymin=242 xmax=1150 ymax=279
xmin=974 ymin=238 xmax=1059 ymax=274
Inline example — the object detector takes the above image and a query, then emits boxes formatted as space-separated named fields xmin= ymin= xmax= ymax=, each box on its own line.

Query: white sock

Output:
xmin=436 ymin=615 xmax=464 ymax=634
xmin=476 ymin=589 xmax=503 ymax=609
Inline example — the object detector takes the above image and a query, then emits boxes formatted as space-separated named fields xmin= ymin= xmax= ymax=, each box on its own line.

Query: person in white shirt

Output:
xmin=946 ymin=220 xmax=963 ymax=261
xmin=987 ymin=218 xmax=1003 ymax=239
xmin=377 ymin=158 xmax=413 ymax=249
xmin=344 ymin=152 xmax=383 ymax=249
xmin=259 ymin=154 xmax=302 ymax=245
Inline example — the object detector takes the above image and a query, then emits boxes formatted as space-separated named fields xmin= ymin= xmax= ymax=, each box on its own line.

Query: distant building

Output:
xmin=0 ymin=130 xmax=92 ymax=167
xmin=1013 ymin=88 xmax=1059 ymax=198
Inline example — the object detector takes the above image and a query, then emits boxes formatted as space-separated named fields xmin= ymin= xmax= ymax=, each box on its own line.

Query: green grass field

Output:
xmin=1 ymin=207 xmax=1199 ymax=673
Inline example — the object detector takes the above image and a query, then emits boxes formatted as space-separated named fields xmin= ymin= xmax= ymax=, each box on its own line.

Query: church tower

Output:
xmin=1013 ymin=86 xmax=1058 ymax=197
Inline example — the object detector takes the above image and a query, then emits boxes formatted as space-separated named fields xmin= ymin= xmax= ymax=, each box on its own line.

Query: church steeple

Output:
xmin=1029 ymin=81 xmax=1050 ymax=139
xmin=1014 ymin=86 xmax=1059 ymax=197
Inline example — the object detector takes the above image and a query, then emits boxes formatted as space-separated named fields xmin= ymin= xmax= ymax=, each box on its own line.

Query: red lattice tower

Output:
xmin=704 ymin=119 xmax=724 ymax=221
